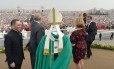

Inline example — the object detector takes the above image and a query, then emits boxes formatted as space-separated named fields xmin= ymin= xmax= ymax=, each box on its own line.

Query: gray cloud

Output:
xmin=0 ymin=0 xmax=114 ymax=11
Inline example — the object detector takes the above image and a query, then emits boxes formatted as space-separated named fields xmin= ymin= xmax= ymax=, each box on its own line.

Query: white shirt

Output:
xmin=35 ymin=21 xmax=40 ymax=24
xmin=50 ymin=34 xmax=59 ymax=54
xmin=87 ymin=21 xmax=92 ymax=27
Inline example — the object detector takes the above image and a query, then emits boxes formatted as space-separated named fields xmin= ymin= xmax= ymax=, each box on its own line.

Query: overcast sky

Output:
xmin=0 ymin=0 xmax=114 ymax=11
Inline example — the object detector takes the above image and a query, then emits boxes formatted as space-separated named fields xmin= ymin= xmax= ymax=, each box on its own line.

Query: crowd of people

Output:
xmin=0 ymin=9 xmax=114 ymax=33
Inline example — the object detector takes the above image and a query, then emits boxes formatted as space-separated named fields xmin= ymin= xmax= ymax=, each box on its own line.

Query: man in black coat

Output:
xmin=28 ymin=13 xmax=45 ymax=69
xmin=110 ymin=32 xmax=114 ymax=40
xmin=86 ymin=16 xmax=97 ymax=58
xmin=4 ymin=19 xmax=24 ymax=69
xmin=99 ymin=32 xmax=102 ymax=41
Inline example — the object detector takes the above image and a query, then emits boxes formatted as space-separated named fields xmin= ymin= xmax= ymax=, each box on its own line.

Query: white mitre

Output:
xmin=44 ymin=8 xmax=64 ymax=55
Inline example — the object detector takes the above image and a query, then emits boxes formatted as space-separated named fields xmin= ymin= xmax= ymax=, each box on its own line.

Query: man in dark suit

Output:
xmin=4 ymin=19 xmax=24 ymax=69
xmin=99 ymin=32 xmax=102 ymax=41
xmin=110 ymin=32 xmax=114 ymax=40
xmin=86 ymin=16 xmax=97 ymax=58
xmin=28 ymin=13 xmax=45 ymax=69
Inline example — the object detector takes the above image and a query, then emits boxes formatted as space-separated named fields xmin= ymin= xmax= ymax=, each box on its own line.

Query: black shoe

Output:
xmin=90 ymin=53 xmax=92 ymax=56
xmin=84 ymin=56 xmax=90 ymax=59
xmin=87 ymin=56 xmax=90 ymax=58
xmin=86 ymin=55 xmax=91 ymax=58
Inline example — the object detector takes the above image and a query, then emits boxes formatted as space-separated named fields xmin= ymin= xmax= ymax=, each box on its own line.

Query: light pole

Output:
xmin=17 ymin=6 xmax=21 ymax=19
xmin=41 ymin=6 xmax=44 ymax=15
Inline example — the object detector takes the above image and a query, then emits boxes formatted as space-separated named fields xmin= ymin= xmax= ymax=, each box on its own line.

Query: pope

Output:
xmin=34 ymin=8 xmax=72 ymax=69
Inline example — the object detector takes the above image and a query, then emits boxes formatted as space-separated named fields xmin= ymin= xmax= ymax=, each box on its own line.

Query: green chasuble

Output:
xmin=34 ymin=34 xmax=72 ymax=69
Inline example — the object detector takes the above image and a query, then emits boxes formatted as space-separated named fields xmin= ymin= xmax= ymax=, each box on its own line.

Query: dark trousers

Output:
xmin=30 ymin=53 xmax=36 ymax=69
xmin=110 ymin=36 xmax=113 ymax=40
xmin=54 ymin=53 xmax=58 ymax=60
xmin=8 ymin=62 xmax=22 ymax=69
xmin=86 ymin=41 xmax=92 ymax=58
xmin=99 ymin=36 xmax=101 ymax=41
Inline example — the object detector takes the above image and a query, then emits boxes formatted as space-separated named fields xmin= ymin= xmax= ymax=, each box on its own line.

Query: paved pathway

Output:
xmin=0 ymin=49 xmax=114 ymax=69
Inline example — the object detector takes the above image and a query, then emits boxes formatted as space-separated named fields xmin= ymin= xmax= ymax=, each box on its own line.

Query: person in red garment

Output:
xmin=70 ymin=15 xmax=87 ymax=69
